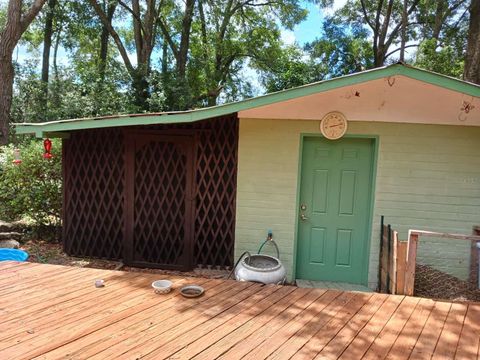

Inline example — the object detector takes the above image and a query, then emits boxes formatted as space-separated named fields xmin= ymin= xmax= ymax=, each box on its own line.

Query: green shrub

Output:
xmin=0 ymin=139 xmax=62 ymax=230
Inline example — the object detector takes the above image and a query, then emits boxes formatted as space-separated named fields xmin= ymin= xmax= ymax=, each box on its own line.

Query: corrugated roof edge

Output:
xmin=15 ymin=63 xmax=480 ymax=138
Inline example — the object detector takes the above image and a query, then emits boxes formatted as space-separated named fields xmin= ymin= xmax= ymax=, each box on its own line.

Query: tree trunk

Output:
xmin=0 ymin=0 xmax=47 ymax=144
xmin=51 ymin=28 xmax=61 ymax=112
xmin=41 ymin=0 xmax=56 ymax=84
xmin=53 ymin=27 xmax=61 ymax=82
xmin=98 ymin=1 xmax=116 ymax=81
xmin=207 ymin=94 xmax=217 ymax=107
xmin=132 ymin=72 xmax=149 ymax=110
xmin=400 ymin=0 xmax=407 ymax=61
xmin=374 ymin=48 xmax=386 ymax=67
xmin=161 ymin=39 xmax=168 ymax=76
xmin=361 ymin=0 xmax=419 ymax=67
xmin=0 ymin=56 xmax=14 ymax=144
xmin=90 ymin=0 xmax=155 ymax=111
xmin=464 ymin=0 xmax=480 ymax=84
xmin=41 ymin=0 xmax=56 ymax=120
xmin=432 ymin=0 xmax=447 ymax=41
xmin=176 ymin=0 xmax=195 ymax=79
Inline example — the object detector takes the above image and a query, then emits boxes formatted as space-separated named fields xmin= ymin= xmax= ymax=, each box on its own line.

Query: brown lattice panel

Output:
xmin=129 ymin=135 xmax=194 ymax=269
xmin=62 ymin=115 xmax=238 ymax=269
xmin=63 ymin=129 xmax=125 ymax=259
xmin=193 ymin=119 xmax=238 ymax=268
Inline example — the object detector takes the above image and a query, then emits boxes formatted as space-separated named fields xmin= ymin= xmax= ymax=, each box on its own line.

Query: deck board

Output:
xmin=409 ymin=301 xmax=452 ymax=359
xmin=314 ymin=293 xmax=388 ymax=359
xmin=455 ymin=304 xmax=480 ymax=360
xmin=279 ymin=291 xmax=361 ymax=360
xmin=337 ymin=295 xmax=404 ymax=359
xmin=92 ymin=281 xmax=261 ymax=360
xmin=222 ymin=289 xmax=334 ymax=360
xmin=384 ymin=297 xmax=435 ymax=360
xmin=0 ymin=262 xmax=478 ymax=360
xmin=223 ymin=289 xmax=339 ymax=360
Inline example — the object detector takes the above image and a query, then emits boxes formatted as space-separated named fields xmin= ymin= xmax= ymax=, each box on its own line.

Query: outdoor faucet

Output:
xmin=267 ymin=229 xmax=273 ymax=241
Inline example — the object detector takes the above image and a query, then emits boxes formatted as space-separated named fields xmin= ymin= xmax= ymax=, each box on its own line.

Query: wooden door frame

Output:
xmin=123 ymin=130 xmax=197 ymax=270
xmin=292 ymin=134 xmax=379 ymax=286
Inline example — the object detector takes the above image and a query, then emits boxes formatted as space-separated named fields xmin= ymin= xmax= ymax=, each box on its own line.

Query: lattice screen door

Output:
xmin=124 ymin=134 xmax=195 ymax=270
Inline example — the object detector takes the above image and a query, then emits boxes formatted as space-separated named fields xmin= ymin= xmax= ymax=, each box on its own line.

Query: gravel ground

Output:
xmin=415 ymin=264 xmax=480 ymax=302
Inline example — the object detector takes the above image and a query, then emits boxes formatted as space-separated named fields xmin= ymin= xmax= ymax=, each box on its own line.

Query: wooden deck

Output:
xmin=0 ymin=261 xmax=479 ymax=359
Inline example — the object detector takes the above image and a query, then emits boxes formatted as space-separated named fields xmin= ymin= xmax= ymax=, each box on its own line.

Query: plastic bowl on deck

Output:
xmin=151 ymin=280 xmax=173 ymax=294
xmin=0 ymin=249 xmax=29 ymax=262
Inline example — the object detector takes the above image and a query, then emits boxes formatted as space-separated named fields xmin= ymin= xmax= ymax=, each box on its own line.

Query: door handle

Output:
xmin=300 ymin=213 xmax=309 ymax=221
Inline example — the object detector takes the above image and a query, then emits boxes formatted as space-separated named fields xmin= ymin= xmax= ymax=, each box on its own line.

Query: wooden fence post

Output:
xmin=378 ymin=216 xmax=384 ymax=292
xmin=396 ymin=240 xmax=407 ymax=295
xmin=390 ymin=230 xmax=398 ymax=294
xmin=404 ymin=232 xmax=418 ymax=296
xmin=386 ymin=224 xmax=391 ymax=292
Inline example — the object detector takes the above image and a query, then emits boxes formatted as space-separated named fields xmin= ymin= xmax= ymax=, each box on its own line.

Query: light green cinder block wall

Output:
xmin=234 ymin=119 xmax=480 ymax=289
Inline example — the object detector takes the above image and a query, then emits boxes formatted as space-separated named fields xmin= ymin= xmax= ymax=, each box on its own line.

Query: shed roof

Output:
xmin=15 ymin=63 xmax=480 ymax=138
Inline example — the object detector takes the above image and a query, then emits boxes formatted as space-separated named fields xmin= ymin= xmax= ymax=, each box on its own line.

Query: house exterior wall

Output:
xmin=234 ymin=119 xmax=480 ymax=288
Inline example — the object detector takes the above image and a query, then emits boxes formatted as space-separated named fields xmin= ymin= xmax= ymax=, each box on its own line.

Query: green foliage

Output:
xmin=257 ymin=46 xmax=324 ymax=93
xmin=306 ymin=17 xmax=374 ymax=77
xmin=159 ymin=0 xmax=308 ymax=108
xmin=11 ymin=58 xmax=133 ymax=123
xmin=315 ymin=0 xmax=469 ymax=73
xmin=4 ymin=0 xmax=475 ymax=121
xmin=412 ymin=0 xmax=469 ymax=77
xmin=0 ymin=139 xmax=62 ymax=228
xmin=415 ymin=39 xmax=464 ymax=77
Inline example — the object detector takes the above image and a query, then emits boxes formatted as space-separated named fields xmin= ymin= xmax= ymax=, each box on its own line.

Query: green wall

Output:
xmin=234 ymin=119 xmax=480 ymax=288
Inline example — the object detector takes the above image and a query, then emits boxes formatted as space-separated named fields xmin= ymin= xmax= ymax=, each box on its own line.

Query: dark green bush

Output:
xmin=0 ymin=139 xmax=62 ymax=231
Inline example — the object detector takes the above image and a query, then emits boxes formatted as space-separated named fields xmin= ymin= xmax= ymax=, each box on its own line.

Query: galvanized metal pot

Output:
xmin=234 ymin=254 xmax=286 ymax=285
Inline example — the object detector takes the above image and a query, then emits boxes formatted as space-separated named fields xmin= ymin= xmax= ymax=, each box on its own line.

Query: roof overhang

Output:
xmin=15 ymin=64 xmax=480 ymax=138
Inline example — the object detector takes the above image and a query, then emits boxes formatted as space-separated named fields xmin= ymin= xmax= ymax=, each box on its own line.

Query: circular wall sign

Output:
xmin=320 ymin=112 xmax=348 ymax=140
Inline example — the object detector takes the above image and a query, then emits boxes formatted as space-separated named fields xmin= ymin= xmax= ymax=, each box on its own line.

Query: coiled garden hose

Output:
xmin=228 ymin=251 xmax=251 ymax=279
xmin=257 ymin=239 xmax=280 ymax=259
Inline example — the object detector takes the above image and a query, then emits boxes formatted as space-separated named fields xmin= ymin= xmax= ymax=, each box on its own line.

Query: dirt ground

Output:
xmin=20 ymin=240 xmax=231 ymax=279
xmin=19 ymin=241 xmax=480 ymax=302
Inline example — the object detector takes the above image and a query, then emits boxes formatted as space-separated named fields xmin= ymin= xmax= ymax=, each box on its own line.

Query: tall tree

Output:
xmin=98 ymin=0 xmax=117 ymax=82
xmin=416 ymin=0 xmax=468 ymax=43
xmin=88 ymin=0 xmax=196 ymax=111
xmin=157 ymin=0 xmax=196 ymax=109
xmin=318 ymin=0 xmax=420 ymax=67
xmin=464 ymin=0 xmax=480 ymax=83
xmin=0 ymin=0 xmax=47 ymax=144
xmin=88 ymin=0 xmax=162 ymax=110
xmin=187 ymin=0 xmax=306 ymax=107
xmin=357 ymin=0 xmax=420 ymax=66
xmin=305 ymin=17 xmax=374 ymax=77
xmin=257 ymin=45 xmax=325 ymax=93
xmin=162 ymin=0 xmax=195 ymax=82
xmin=40 ymin=0 xmax=56 ymax=120
xmin=414 ymin=0 xmax=469 ymax=77
xmin=155 ymin=0 xmax=306 ymax=109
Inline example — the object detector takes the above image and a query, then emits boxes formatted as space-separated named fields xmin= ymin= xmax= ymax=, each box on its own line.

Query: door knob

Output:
xmin=300 ymin=213 xmax=309 ymax=221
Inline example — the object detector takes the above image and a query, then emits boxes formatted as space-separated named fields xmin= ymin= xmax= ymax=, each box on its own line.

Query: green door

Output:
xmin=296 ymin=137 xmax=374 ymax=284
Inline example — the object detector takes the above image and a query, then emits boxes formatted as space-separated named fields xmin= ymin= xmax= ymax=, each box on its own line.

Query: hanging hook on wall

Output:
xmin=387 ymin=76 xmax=396 ymax=87
xmin=458 ymin=99 xmax=476 ymax=122
xmin=461 ymin=100 xmax=475 ymax=114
